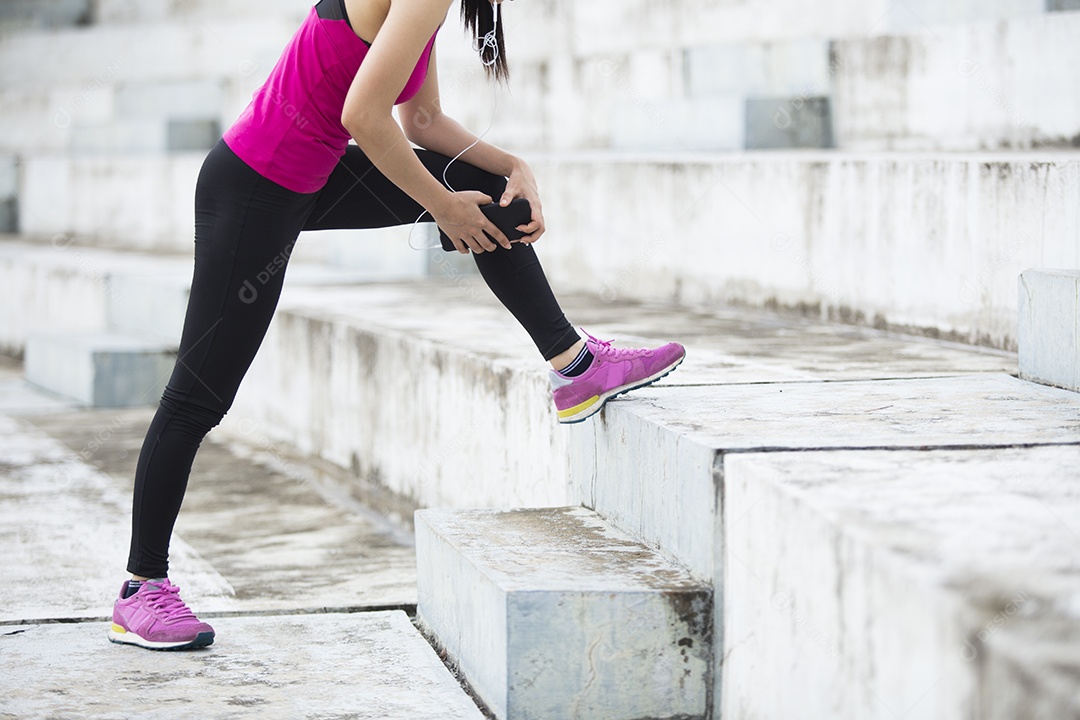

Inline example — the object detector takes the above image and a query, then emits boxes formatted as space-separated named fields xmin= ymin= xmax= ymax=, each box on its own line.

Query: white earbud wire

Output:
xmin=408 ymin=2 xmax=501 ymax=251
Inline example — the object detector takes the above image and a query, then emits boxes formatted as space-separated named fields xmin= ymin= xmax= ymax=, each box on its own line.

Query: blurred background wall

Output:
xmin=1 ymin=0 xmax=1077 ymax=350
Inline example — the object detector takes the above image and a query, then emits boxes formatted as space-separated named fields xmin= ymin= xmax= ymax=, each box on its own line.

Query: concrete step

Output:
xmin=13 ymin=145 xmax=438 ymax=255
xmin=24 ymin=331 xmax=175 ymax=407
xmin=528 ymin=151 xmax=1080 ymax=352
xmin=415 ymin=506 xmax=711 ymax=720
xmin=571 ymin=372 xmax=1080 ymax=580
xmin=438 ymin=4 xmax=1072 ymax=153
xmin=219 ymin=280 xmax=1015 ymax=513
xmin=1019 ymin=268 xmax=1080 ymax=392
xmin=0 ymin=402 xmax=417 ymax=624
xmin=14 ymin=149 xmax=1078 ymax=351
xmin=569 ymin=373 xmax=1080 ymax=711
xmin=1 ymin=610 xmax=485 ymax=720
xmin=722 ymin=446 xmax=1080 ymax=719
xmin=831 ymin=11 xmax=1080 ymax=150
xmin=0 ymin=238 xmax=424 ymax=353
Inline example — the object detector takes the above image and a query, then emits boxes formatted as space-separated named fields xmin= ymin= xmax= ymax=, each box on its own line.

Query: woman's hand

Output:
xmin=498 ymin=158 xmax=545 ymax=244
xmin=432 ymin=190 xmax=512 ymax=254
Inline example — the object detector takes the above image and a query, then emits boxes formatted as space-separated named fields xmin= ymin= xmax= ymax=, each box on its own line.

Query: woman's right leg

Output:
xmin=125 ymin=139 xmax=317 ymax=580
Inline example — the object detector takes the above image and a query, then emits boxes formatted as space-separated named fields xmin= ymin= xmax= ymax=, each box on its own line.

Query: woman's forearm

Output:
xmin=408 ymin=110 xmax=519 ymax=178
xmin=347 ymin=113 xmax=454 ymax=215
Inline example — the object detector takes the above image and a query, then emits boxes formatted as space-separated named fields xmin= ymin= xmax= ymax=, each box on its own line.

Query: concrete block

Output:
xmin=218 ymin=278 xmax=1016 ymax=514
xmin=0 ymin=241 xmax=112 ymax=354
xmin=722 ymin=446 xmax=1080 ymax=720
xmin=24 ymin=332 xmax=175 ymax=407
xmin=532 ymin=152 xmax=1080 ymax=351
xmin=832 ymin=12 xmax=1080 ymax=150
xmin=612 ymin=95 xmax=744 ymax=151
xmin=0 ymin=17 xmax=298 ymax=91
xmin=105 ymin=267 xmax=191 ymax=344
xmin=0 ymin=199 xmax=16 ymax=234
xmin=114 ymin=78 xmax=225 ymax=120
xmin=686 ymin=39 xmax=832 ymax=98
xmin=572 ymin=373 xmax=1080 ymax=585
xmin=221 ymin=283 xmax=573 ymax=511
xmin=416 ymin=506 xmax=711 ymax=720
xmin=745 ymin=95 xmax=834 ymax=149
xmin=1 ymin=610 xmax=485 ymax=719
xmin=1019 ymin=269 xmax=1080 ymax=392
xmin=166 ymin=118 xmax=221 ymax=151
xmin=0 ymin=155 xmax=17 ymax=198
xmin=571 ymin=374 xmax=1080 ymax=709
xmin=93 ymin=0 xmax=308 ymax=24
xmin=20 ymin=153 xmax=203 ymax=252
xmin=0 ymin=90 xmax=72 ymax=154
xmin=0 ymin=156 xmax=16 ymax=232
xmin=0 ymin=0 xmax=90 ymax=29
xmin=69 ymin=118 xmax=167 ymax=154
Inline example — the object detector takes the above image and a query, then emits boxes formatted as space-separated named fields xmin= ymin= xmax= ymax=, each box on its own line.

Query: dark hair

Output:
xmin=461 ymin=0 xmax=509 ymax=82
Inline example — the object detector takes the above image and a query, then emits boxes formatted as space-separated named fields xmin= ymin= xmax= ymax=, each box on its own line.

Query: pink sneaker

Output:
xmin=109 ymin=579 xmax=215 ymax=650
xmin=550 ymin=331 xmax=685 ymax=424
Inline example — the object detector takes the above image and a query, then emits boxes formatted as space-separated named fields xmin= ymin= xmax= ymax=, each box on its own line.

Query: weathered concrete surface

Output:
xmin=573 ymin=373 xmax=1080 ymax=583
xmin=0 ymin=411 xmax=235 ymax=622
xmin=531 ymin=152 xmax=1080 ymax=353
xmin=0 ymin=238 xmax=422 ymax=354
xmin=0 ymin=369 xmax=463 ymax=719
xmin=0 ymin=352 xmax=78 ymax=414
xmin=722 ymin=447 xmax=1080 ymax=720
xmin=223 ymin=280 xmax=1017 ymax=515
xmin=831 ymin=12 xmax=1080 ymax=150
xmin=24 ymin=331 xmax=176 ymax=407
xmin=1020 ymin=269 xmax=1080 ymax=392
xmin=0 ymin=611 xmax=485 ymax=720
xmin=416 ymin=507 xmax=711 ymax=720
xmin=0 ymin=398 xmax=417 ymax=622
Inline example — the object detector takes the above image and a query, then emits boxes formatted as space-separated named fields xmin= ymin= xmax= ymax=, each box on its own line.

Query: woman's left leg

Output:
xmin=302 ymin=146 xmax=581 ymax=361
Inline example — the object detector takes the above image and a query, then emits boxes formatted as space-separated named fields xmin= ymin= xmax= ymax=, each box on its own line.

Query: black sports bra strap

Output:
xmin=315 ymin=0 xmax=352 ymax=31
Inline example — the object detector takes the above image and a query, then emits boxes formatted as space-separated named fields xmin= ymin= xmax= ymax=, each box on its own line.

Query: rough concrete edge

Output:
xmin=412 ymin=615 xmax=498 ymax=720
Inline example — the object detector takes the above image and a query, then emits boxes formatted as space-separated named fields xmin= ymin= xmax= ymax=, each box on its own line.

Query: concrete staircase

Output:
xmin=2 ymin=0 xmax=1079 ymax=718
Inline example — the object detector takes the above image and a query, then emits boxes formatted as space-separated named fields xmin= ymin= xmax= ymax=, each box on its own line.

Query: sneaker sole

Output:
xmin=108 ymin=624 xmax=215 ymax=651
xmin=557 ymin=354 xmax=685 ymax=425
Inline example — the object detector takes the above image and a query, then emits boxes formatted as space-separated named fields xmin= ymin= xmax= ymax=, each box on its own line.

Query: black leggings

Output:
xmin=127 ymin=139 xmax=578 ymax=577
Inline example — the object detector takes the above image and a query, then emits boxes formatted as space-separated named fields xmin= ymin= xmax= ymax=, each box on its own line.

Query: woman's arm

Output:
xmin=399 ymin=52 xmax=547 ymax=244
xmin=341 ymin=0 xmax=509 ymax=253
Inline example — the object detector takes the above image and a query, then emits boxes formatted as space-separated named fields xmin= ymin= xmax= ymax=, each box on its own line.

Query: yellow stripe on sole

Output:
xmin=111 ymin=623 xmax=127 ymax=634
xmin=557 ymin=395 xmax=600 ymax=419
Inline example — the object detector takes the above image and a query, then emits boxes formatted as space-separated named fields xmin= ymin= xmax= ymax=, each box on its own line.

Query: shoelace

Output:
xmin=140 ymin=581 xmax=198 ymax=623
xmin=584 ymin=330 xmax=654 ymax=360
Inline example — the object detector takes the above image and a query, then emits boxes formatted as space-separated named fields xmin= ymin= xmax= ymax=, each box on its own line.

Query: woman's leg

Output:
xmin=303 ymin=146 xmax=581 ymax=360
xmin=126 ymin=139 xmax=318 ymax=578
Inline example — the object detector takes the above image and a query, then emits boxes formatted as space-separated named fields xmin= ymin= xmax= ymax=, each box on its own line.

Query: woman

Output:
xmin=108 ymin=0 xmax=685 ymax=651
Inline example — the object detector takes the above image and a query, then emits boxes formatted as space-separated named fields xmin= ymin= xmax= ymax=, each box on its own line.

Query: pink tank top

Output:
xmin=223 ymin=5 xmax=437 ymax=193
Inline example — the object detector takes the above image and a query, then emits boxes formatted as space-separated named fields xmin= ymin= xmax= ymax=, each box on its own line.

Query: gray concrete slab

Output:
xmin=2 ymin=399 xmax=416 ymax=622
xmin=0 ymin=611 xmax=485 ymax=720
xmin=416 ymin=507 xmax=711 ymax=720
xmin=601 ymin=373 xmax=1080 ymax=452
xmin=278 ymin=281 xmax=1018 ymax=387
xmin=1019 ymin=269 xmax=1080 ymax=393
xmin=572 ymin=372 xmax=1080 ymax=587
xmin=0 ymin=412 xmax=234 ymax=622
xmin=722 ymin=446 xmax=1080 ymax=720
xmin=0 ymin=353 xmax=80 ymax=414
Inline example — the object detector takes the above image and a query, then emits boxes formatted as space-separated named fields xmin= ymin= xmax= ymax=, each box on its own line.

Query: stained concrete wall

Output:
xmin=530 ymin=152 xmax=1080 ymax=351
